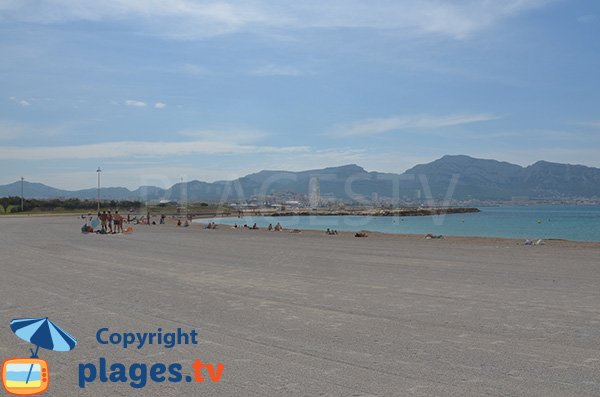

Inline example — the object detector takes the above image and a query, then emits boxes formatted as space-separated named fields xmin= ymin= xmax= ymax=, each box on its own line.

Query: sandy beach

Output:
xmin=1 ymin=215 xmax=599 ymax=396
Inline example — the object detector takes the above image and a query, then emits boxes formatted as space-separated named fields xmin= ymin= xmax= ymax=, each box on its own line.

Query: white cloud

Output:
xmin=574 ymin=121 xmax=600 ymax=128
xmin=0 ymin=121 xmax=26 ymax=141
xmin=125 ymin=99 xmax=147 ymax=107
xmin=0 ymin=0 xmax=555 ymax=40
xmin=251 ymin=64 xmax=303 ymax=77
xmin=179 ymin=63 xmax=210 ymax=76
xmin=0 ymin=140 xmax=310 ymax=160
xmin=1 ymin=0 xmax=270 ymax=39
xmin=467 ymin=131 xmax=521 ymax=139
xmin=179 ymin=129 xmax=267 ymax=144
xmin=0 ymin=119 xmax=78 ymax=141
xmin=577 ymin=15 xmax=596 ymax=24
xmin=333 ymin=114 xmax=501 ymax=137
xmin=9 ymin=96 xmax=31 ymax=106
xmin=268 ymin=148 xmax=368 ymax=171
xmin=154 ymin=102 xmax=166 ymax=109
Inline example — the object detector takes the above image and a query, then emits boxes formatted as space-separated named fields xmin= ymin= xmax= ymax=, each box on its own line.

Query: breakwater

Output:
xmin=268 ymin=207 xmax=480 ymax=217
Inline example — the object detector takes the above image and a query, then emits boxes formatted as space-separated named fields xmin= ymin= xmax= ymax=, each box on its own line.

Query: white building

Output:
xmin=308 ymin=177 xmax=320 ymax=208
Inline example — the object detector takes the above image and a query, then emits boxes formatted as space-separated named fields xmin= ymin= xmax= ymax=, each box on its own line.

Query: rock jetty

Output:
xmin=268 ymin=207 xmax=480 ymax=217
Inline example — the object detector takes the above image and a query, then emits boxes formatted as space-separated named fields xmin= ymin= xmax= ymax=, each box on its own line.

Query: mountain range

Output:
xmin=2 ymin=155 xmax=600 ymax=202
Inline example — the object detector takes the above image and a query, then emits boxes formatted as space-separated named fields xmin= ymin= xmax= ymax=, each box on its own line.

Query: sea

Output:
xmin=198 ymin=205 xmax=600 ymax=242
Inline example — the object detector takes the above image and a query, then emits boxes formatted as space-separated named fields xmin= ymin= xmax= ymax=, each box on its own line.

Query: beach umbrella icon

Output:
xmin=9 ymin=317 xmax=77 ymax=384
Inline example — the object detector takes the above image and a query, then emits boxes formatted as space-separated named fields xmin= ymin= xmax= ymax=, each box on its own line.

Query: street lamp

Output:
xmin=181 ymin=176 xmax=188 ymax=218
xmin=20 ymin=177 xmax=24 ymax=212
xmin=96 ymin=167 xmax=101 ymax=212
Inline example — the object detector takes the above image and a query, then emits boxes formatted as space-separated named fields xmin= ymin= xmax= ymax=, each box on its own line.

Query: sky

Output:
xmin=1 ymin=0 xmax=599 ymax=190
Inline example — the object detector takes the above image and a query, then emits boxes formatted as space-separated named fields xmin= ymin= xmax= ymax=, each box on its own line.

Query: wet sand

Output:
xmin=0 ymin=215 xmax=599 ymax=396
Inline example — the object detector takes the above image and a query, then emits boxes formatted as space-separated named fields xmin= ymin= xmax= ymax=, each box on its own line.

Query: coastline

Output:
xmin=193 ymin=219 xmax=600 ymax=248
xmin=194 ymin=205 xmax=600 ymax=244
xmin=5 ymin=211 xmax=599 ymax=246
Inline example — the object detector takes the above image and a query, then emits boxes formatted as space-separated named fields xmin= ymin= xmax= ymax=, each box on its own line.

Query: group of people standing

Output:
xmin=98 ymin=210 xmax=124 ymax=233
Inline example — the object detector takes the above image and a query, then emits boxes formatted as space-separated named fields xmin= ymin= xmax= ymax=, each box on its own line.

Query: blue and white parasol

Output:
xmin=10 ymin=317 xmax=77 ymax=384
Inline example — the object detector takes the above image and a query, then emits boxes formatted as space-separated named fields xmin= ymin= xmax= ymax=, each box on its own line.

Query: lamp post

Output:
xmin=181 ymin=177 xmax=188 ymax=218
xmin=185 ymin=179 xmax=188 ymax=218
xmin=96 ymin=167 xmax=101 ymax=212
xmin=20 ymin=177 xmax=24 ymax=212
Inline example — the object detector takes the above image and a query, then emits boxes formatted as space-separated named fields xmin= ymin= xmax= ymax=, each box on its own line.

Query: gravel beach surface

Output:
xmin=1 ymin=215 xmax=599 ymax=396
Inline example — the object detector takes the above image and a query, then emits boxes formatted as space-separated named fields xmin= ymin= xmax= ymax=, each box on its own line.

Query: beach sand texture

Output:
xmin=0 ymin=216 xmax=599 ymax=396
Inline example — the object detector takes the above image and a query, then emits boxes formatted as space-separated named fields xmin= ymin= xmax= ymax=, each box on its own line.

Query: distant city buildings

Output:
xmin=371 ymin=192 xmax=379 ymax=205
xmin=308 ymin=177 xmax=320 ymax=208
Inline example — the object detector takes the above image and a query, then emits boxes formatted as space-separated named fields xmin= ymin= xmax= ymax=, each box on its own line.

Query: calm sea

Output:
xmin=198 ymin=205 xmax=600 ymax=242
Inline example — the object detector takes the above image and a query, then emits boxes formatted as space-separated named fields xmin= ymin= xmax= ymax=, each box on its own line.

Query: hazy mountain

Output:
xmin=402 ymin=155 xmax=600 ymax=199
xmin=2 ymin=155 xmax=600 ymax=202
xmin=521 ymin=160 xmax=600 ymax=198
xmin=403 ymin=155 xmax=526 ymax=199
xmin=0 ymin=182 xmax=143 ymax=200
xmin=0 ymin=181 xmax=69 ymax=199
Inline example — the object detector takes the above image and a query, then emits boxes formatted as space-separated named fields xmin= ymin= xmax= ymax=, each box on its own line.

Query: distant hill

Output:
xmin=2 ymin=155 xmax=600 ymax=202
xmin=0 ymin=181 xmax=71 ymax=199
xmin=402 ymin=155 xmax=600 ymax=199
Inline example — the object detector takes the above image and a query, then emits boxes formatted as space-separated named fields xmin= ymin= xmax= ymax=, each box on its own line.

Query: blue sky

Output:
xmin=1 ymin=0 xmax=599 ymax=189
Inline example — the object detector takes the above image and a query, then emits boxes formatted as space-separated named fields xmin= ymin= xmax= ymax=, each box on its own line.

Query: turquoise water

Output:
xmin=198 ymin=205 xmax=600 ymax=242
